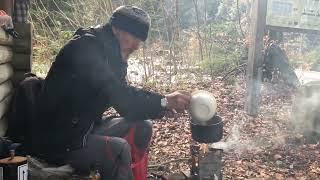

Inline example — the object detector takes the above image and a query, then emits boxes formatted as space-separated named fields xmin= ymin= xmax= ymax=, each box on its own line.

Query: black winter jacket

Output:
xmin=28 ymin=24 xmax=164 ymax=160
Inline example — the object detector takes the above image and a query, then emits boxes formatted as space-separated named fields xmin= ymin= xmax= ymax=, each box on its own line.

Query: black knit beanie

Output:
xmin=109 ymin=6 xmax=151 ymax=41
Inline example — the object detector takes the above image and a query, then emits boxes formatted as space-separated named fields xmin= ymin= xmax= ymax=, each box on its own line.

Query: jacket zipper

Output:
xmin=82 ymin=122 xmax=94 ymax=147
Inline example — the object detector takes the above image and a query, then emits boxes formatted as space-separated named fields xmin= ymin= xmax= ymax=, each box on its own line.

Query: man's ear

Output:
xmin=111 ymin=26 xmax=117 ymax=34
xmin=111 ymin=26 xmax=117 ymax=33
xmin=112 ymin=26 xmax=122 ymax=39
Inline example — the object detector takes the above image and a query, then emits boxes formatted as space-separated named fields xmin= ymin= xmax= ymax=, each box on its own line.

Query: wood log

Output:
xmin=0 ymin=155 xmax=28 ymax=180
xmin=0 ymin=80 xmax=13 ymax=102
xmin=11 ymin=53 xmax=31 ymax=70
xmin=0 ymin=63 xmax=13 ymax=84
xmin=0 ymin=28 xmax=13 ymax=46
xmin=0 ymin=45 xmax=12 ymax=64
xmin=0 ymin=116 xmax=7 ymax=137
xmin=0 ymin=95 xmax=12 ymax=120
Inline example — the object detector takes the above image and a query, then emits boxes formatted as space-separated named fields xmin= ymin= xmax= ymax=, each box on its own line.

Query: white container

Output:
xmin=190 ymin=90 xmax=217 ymax=124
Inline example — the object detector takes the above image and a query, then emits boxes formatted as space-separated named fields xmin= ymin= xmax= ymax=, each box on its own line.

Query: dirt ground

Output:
xmin=148 ymin=78 xmax=320 ymax=179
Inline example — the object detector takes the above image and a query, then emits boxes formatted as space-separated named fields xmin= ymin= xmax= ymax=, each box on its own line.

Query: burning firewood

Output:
xmin=200 ymin=143 xmax=209 ymax=155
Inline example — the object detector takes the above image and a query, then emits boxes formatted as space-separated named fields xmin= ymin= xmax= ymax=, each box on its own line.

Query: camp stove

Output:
xmin=189 ymin=115 xmax=223 ymax=180
xmin=189 ymin=143 xmax=223 ymax=180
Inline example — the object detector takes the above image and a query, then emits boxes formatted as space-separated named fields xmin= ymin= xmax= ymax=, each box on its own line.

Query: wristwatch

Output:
xmin=161 ymin=97 xmax=168 ymax=108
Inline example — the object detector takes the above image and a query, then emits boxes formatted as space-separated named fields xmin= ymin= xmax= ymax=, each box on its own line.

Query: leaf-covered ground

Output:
xmin=148 ymin=78 xmax=320 ymax=179
xmin=32 ymin=59 xmax=319 ymax=179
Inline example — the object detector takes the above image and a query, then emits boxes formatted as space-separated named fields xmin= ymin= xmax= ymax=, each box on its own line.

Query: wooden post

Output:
xmin=12 ymin=23 xmax=33 ymax=86
xmin=245 ymin=0 xmax=267 ymax=116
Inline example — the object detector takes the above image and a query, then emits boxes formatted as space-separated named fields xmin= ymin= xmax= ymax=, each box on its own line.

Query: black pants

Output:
xmin=65 ymin=117 xmax=153 ymax=180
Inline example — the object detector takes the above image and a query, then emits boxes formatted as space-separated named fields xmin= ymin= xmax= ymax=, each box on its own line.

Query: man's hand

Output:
xmin=165 ymin=90 xmax=191 ymax=113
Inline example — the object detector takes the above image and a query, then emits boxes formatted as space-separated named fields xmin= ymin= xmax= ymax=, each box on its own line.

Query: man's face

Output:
xmin=114 ymin=28 xmax=142 ymax=62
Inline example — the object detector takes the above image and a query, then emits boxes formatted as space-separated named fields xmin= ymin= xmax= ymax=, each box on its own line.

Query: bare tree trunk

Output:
xmin=246 ymin=0 xmax=252 ymax=28
xmin=149 ymin=47 xmax=155 ymax=82
xmin=175 ymin=0 xmax=180 ymax=40
xmin=106 ymin=0 xmax=114 ymax=13
xmin=122 ymin=0 xmax=130 ymax=5
xmin=142 ymin=43 xmax=149 ymax=83
xmin=192 ymin=0 xmax=204 ymax=62
xmin=203 ymin=0 xmax=209 ymax=59
xmin=175 ymin=0 xmax=184 ymax=67
xmin=160 ymin=0 xmax=175 ymax=83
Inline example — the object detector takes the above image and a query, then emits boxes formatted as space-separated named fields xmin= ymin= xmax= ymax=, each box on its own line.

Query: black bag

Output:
xmin=0 ymin=138 xmax=21 ymax=159
xmin=0 ymin=137 xmax=13 ymax=158
xmin=6 ymin=73 xmax=44 ymax=151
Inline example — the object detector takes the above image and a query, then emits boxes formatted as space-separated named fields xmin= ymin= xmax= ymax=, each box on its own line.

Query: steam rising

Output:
xmin=211 ymin=117 xmax=288 ymax=155
xmin=210 ymin=83 xmax=314 ymax=155
xmin=211 ymin=119 xmax=249 ymax=154
xmin=210 ymin=116 xmax=274 ymax=155
xmin=292 ymin=83 xmax=320 ymax=134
